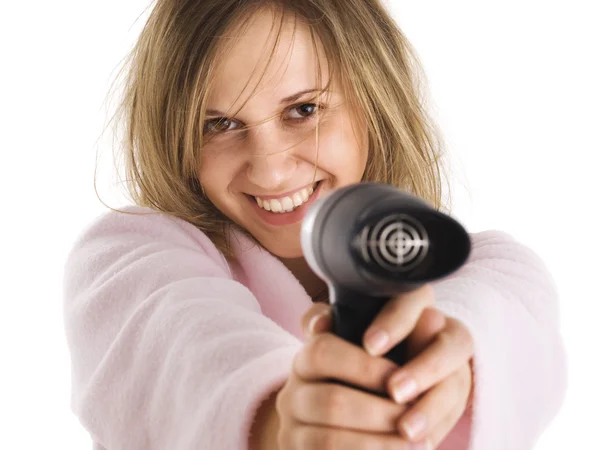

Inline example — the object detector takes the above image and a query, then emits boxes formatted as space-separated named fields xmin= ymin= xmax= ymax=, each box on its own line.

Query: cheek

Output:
xmin=315 ymin=115 xmax=368 ymax=177
xmin=198 ymin=151 xmax=238 ymax=198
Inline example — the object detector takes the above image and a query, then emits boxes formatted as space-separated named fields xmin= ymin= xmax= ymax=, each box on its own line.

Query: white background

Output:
xmin=1 ymin=0 xmax=598 ymax=448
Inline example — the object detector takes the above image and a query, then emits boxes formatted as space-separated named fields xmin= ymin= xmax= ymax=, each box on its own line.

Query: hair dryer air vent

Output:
xmin=357 ymin=213 xmax=430 ymax=273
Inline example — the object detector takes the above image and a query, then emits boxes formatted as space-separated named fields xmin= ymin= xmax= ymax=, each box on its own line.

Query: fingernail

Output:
xmin=409 ymin=439 xmax=432 ymax=450
xmin=401 ymin=411 xmax=428 ymax=441
xmin=391 ymin=375 xmax=418 ymax=403
xmin=308 ymin=311 xmax=330 ymax=335
xmin=364 ymin=329 xmax=389 ymax=355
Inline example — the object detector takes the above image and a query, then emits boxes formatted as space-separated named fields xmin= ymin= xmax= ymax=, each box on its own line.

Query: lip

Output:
xmin=247 ymin=180 xmax=324 ymax=227
xmin=249 ymin=181 xmax=318 ymax=201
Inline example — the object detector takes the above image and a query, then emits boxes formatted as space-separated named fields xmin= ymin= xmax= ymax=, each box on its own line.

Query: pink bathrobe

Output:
xmin=62 ymin=205 xmax=567 ymax=450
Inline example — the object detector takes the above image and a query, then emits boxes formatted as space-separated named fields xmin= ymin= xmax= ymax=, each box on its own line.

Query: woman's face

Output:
xmin=199 ymin=9 xmax=369 ymax=258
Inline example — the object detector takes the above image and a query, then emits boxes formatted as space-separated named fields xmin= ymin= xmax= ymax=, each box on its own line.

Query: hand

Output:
xmin=273 ymin=303 xmax=432 ymax=449
xmin=361 ymin=284 xmax=475 ymax=448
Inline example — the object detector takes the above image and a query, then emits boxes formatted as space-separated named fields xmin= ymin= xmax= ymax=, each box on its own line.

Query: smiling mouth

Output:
xmin=252 ymin=181 xmax=321 ymax=213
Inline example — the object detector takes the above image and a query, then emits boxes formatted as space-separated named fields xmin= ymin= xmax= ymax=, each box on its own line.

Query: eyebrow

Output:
xmin=205 ymin=88 xmax=324 ymax=117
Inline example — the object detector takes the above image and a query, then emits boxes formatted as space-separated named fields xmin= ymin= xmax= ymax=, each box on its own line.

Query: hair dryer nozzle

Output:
xmin=301 ymin=183 xmax=471 ymax=299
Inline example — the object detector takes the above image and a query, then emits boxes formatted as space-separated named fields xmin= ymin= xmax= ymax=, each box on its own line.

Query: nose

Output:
xmin=246 ymin=125 xmax=298 ymax=190
xmin=247 ymin=150 xmax=297 ymax=191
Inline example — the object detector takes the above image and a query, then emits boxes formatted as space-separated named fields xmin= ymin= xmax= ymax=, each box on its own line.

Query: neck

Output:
xmin=279 ymin=256 xmax=328 ymax=303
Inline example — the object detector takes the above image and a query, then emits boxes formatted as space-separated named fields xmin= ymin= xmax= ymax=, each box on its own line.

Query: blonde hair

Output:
xmin=98 ymin=0 xmax=453 ymax=260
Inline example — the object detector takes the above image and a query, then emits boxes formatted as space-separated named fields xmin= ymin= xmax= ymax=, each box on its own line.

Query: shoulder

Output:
xmin=65 ymin=204 xmax=232 ymax=277
xmin=469 ymin=229 xmax=515 ymax=246
xmin=468 ymin=229 xmax=547 ymax=266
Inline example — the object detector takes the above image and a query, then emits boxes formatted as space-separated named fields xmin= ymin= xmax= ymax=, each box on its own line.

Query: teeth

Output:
xmin=292 ymin=192 xmax=303 ymax=207
xmin=270 ymin=199 xmax=282 ymax=213
xmin=255 ymin=183 xmax=318 ymax=213
xmin=281 ymin=197 xmax=294 ymax=212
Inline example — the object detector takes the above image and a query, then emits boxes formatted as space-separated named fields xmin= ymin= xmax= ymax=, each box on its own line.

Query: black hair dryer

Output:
xmin=301 ymin=182 xmax=471 ymax=373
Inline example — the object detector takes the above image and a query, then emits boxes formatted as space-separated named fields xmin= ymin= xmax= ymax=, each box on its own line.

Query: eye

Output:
xmin=287 ymin=103 xmax=320 ymax=120
xmin=203 ymin=117 xmax=240 ymax=135
xmin=203 ymin=102 xmax=322 ymax=136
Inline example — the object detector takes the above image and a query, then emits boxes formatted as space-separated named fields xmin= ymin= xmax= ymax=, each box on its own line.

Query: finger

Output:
xmin=363 ymin=284 xmax=436 ymax=357
xmin=396 ymin=367 xmax=471 ymax=442
xmin=403 ymin=307 xmax=446 ymax=360
xmin=428 ymin=398 xmax=470 ymax=450
xmin=285 ymin=422 xmax=431 ymax=450
xmin=387 ymin=317 xmax=474 ymax=404
xmin=291 ymin=381 xmax=409 ymax=433
xmin=293 ymin=333 xmax=399 ymax=394
xmin=307 ymin=309 xmax=333 ymax=337
xmin=301 ymin=303 xmax=332 ymax=337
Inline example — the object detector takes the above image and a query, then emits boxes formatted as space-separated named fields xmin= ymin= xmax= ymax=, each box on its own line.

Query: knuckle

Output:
xmin=324 ymin=385 xmax=348 ymax=420
xmin=425 ymin=333 xmax=452 ymax=375
xmin=436 ymin=328 xmax=453 ymax=350
xmin=292 ymin=351 xmax=308 ymax=377
xmin=446 ymin=318 xmax=474 ymax=354
xmin=356 ymin=358 xmax=381 ymax=386
xmin=388 ymin=284 xmax=436 ymax=321
xmin=306 ymin=334 xmax=332 ymax=369
xmin=275 ymin=386 xmax=287 ymax=415
xmin=456 ymin=322 xmax=474 ymax=350
xmin=293 ymin=335 xmax=331 ymax=377
xmin=289 ymin=383 xmax=310 ymax=418
xmin=317 ymin=428 xmax=337 ymax=450
xmin=355 ymin=359 xmax=374 ymax=383
xmin=299 ymin=424 xmax=335 ymax=450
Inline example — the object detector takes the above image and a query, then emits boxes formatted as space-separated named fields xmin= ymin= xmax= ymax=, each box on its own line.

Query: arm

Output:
xmin=62 ymin=206 xmax=301 ymax=450
xmin=431 ymin=230 xmax=567 ymax=450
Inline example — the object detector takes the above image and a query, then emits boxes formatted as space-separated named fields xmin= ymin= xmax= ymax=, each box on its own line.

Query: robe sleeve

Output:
xmin=62 ymin=206 xmax=302 ymax=450
xmin=432 ymin=230 xmax=567 ymax=450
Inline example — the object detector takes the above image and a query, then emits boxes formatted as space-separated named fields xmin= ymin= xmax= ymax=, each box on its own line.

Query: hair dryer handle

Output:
xmin=326 ymin=287 xmax=413 ymax=398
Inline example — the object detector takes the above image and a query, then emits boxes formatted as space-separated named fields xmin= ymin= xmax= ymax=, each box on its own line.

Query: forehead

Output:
xmin=207 ymin=9 xmax=332 ymax=107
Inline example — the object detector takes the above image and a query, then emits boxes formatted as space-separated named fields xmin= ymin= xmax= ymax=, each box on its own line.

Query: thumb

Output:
xmin=301 ymin=303 xmax=333 ymax=338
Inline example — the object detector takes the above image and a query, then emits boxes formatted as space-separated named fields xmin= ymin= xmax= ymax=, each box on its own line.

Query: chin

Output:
xmin=256 ymin=230 xmax=304 ymax=259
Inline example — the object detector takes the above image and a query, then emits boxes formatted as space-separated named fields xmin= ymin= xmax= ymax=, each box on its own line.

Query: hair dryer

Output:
xmin=301 ymin=182 xmax=471 ymax=394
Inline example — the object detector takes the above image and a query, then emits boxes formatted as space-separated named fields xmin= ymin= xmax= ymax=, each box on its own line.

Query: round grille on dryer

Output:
xmin=358 ymin=214 xmax=430 ymax=272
